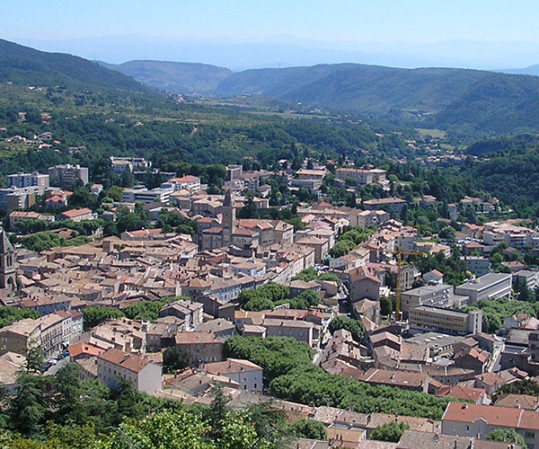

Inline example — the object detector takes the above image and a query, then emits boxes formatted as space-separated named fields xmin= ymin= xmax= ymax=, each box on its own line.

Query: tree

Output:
xmin=8 ymin=374 xmax=48 ymax=437
xmin=288 ymin=419 xmax=327 ymax=441
xmin=370 ymin=422 xmax=410 ymax=442
xmin=328 ymin=316 xmax=364 ymax=342
xmin=163 ymin=346 xmax=190 ymax=373
xmin=380 ymin=296 xmax=392 ymax=316
xmin=24 ymin=345 xmax=44 ymax=375
xmin=102 ymin=410 xmax=212 ymax=449
xmin=53 ymin=363 xmax=90 ymax=425
xmin=0 ymin=307 xmax=39 ymax=329
xmin=68 ymin=187 xmax=96 ymax=210
xmin=295 ymin=290 xmax=321 ymax=308
xmin=486 ymin=428 xmax=527 ymax=449
xmin=82 ymin=306 xmax=125 ymax=330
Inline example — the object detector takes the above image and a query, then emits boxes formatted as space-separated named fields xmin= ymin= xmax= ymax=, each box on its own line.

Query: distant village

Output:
xmin=0 ymin=154 xmax=538 ymax=449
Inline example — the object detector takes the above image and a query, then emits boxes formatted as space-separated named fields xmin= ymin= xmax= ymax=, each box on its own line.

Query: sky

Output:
xmin=2 ymin=0 xmax=539 ymax=69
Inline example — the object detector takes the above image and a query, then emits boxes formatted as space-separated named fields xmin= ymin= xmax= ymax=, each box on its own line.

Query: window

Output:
xmin=525 ymin=431 xmax=535 ymax=438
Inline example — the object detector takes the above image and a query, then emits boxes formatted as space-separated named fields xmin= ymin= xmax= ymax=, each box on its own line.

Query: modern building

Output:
xmin=409 ymin=306 xmax=482 ymax=335
xmin=7 ymin=172 xmax=49 ymax=189
xmin=121 ymin=187 xmax=173 ymax=204
xmin=48 ymin=164 xmax=89 ymax=188
xmin=400 ymin=284 xmax=454 ymax=317
xmin=455 ymin=273 xmax=512 ymax=302
xmin=165 ymin=175 xmax=201 ymax=193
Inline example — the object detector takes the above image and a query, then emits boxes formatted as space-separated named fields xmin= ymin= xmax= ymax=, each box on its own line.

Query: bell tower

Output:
xmin=0 ymin=230 xmax=17 ymax=291
xmin=221 ymin=189 xmax=236 ymax=247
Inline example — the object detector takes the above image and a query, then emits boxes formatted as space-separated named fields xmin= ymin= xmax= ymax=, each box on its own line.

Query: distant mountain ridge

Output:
xmin=0 ymin=38 xmax=538 ymax=135
xmin=99 ymin=60 xmax=232 ymax=95
xmin=0 ymin=39 xmax=155 ymax=95
xmin=104 ymin=58 xmax=539 ymax=133
xmin=498 ymin=64 xmax=539 ymax=76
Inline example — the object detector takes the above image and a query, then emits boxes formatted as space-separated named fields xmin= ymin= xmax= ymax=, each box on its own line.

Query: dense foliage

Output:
xmin=328 ymin=316 xmax=365 ymax=343
xmin=463 ymin=298 xmax=538 ymax=334
xmin=269 ymin=365 xmax=454 ymax=420
xmin=486 ymin=428 xmax=527 ymax=449
xmin=0 ymin=307 xmax=39 ymax=329
xmin=223 ymin=336 xmax=313 ymax=382
xmin=82 ymin=307 xmax=125 ymax=330
xmin=492 ymin=379 xmax=539 ymax=403
xmin=0 ymin=363 xmax=290 ymax=449
xmin=329 ymin=226 xmax=376 ymax=258
xmin=370 ymin=422 xmax=410 ymax=442
xmin=224 ymin=336 xmax=454 ymax=420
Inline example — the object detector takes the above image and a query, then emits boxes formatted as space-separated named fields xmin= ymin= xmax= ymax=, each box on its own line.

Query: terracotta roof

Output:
xmin=98 ymin=348 xmax=154 ymax=373
xmin=61 ymin=207 xmax=93 ymax=218
xmin=204 ymin=358 xmax=262 ymax=376
xmin=69 ymin=342 xmax=104 ymax=358
xmin=442 ymin=402 xmax=539 ymax=430
xmin=495 ymin=393 xmax=539 ymax=411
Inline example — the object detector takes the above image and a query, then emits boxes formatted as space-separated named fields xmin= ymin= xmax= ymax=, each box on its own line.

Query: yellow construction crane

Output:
xmin=394 ymin=248 xmax=425 ymax=321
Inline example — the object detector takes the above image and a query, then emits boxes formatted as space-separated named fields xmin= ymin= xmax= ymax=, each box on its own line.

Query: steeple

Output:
xmin=0 ymin=229 xmax=17 ymax=290
xmin=221 ymin=189 xmax=236 ymax=247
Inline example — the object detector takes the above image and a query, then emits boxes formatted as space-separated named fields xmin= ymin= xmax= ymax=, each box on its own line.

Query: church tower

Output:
xmin=221 ymin=189 xmax=236 ymax=247
xmin=0 ymin=230 xmax=17 ymax=290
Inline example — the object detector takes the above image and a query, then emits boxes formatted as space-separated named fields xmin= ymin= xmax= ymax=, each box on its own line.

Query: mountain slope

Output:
xmin=435 ymin=73 xmax=539 ymax=132
xmin=0 ymin=39 xmax=154 ymax=94
xmin=101 ymin=60 xmax=232 ymax=95
xmin=499 ymin=64 xmax=539 ymax=76
xmin=215 ymin=63 xmax=539 ymax=133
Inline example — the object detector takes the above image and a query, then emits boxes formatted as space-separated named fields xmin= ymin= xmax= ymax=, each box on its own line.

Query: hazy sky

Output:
xmin=2 ymin=0 xmax=539 ymax=68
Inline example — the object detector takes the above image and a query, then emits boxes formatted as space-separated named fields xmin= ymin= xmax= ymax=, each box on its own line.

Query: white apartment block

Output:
xmin=7 ymin=172 xmax=49 ymax=189
xmin=48 ymin=164 xmax=89 ymax=188
xmin=122 ymin=187 xmax=173 ymax=204
xmin=455 ymin=273 xmax=512 ymax=303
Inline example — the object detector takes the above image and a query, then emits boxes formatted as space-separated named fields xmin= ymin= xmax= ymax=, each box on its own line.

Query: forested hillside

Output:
xmin=0 ymin=39 xmax=156 ymax=95
xmin=100 ymin=60 xmax=232 ymax=95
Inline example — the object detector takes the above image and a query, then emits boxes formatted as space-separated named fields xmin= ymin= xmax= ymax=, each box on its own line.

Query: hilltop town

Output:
xmin=0 ymin=153 xmax=537 ymax=449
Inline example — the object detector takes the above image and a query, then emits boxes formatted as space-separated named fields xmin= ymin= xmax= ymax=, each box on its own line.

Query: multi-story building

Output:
xmin=97 ymin=348 xmax=162 ymax=394
xmin=291 ymin=168 xmax=327 ymax=190
xmin=7 ymin=172 xmax=49 ymax=189
xmin=174 ymin=331 xmax=224 ymax=364
xmin=409 ymin=306 xmax=482 ymax=335
xmin=164 ymin=175 xmax=201 ymax=193
xmin=455 ymin=273 xmax=512 ymax=303
xmin=356 ymin=210 xmax=390 ymax=228
xmin=121 ymin=187 xmax=173 ymax=204
xmin=442 ymin=402 xmax=539 ymax=449
xmin=262 ymin=318 xmax=321 ymax=348
xmin=0 ymin=312 xmax=81 ymax=359
xmin=363 ymin=197 xmax=407 ymax=216
xmin=48 ymin=164 xmax=89 ymax=188
xmin=0 ymin=186 xmax=46 ymax=212
xmin=464 ymin=257 xmax=491 ymax=277
xmin=110 ymin=157 xmax=151 ymax=175
xmin=400 ymin=284 xmax=454 ymax=317
xmin=335 ymin=168 xmax=373 ymax=185
xmin=203 ymin=358 xmax=263 ymax=392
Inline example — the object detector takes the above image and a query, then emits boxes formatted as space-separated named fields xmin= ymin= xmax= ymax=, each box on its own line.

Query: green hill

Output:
xmin=462 ymin=135 xmax=539 ymax=216
xmin=434 ymin=73 xmax=539 ymax=133
xmin=0 ymin=39 xmax=155 ymax=95
xmin=214 ymin=63 xmax=539 ymax=134
xmin=101 ymin=60 xmax=232 ymax=95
